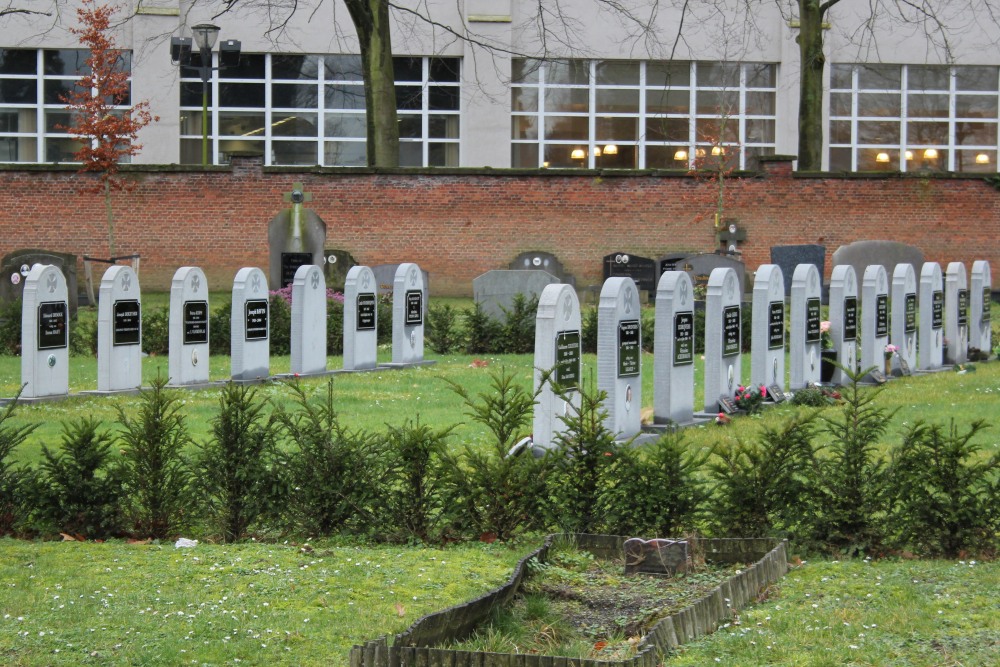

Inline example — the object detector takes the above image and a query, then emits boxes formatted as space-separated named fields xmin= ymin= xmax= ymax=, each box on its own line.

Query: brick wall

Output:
xmin=0 ymin=157 xmax=996 ymax=295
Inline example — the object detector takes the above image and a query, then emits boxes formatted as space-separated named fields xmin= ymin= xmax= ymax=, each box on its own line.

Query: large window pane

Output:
xmin=272 ymin=84 xmax=318 ymax=109
xmin=511 ymin=142 xmax=539 ymax=168
xmin=829 ymin=120 xmax=852 ymax=144
xmin=219 ymin=138 xmax=264 ymax=160
xmin=399 ymin=115 xmax=422 ymax=139
xmin=219 ymin=83 xmax=265 ymax=108
xmin=596 ymin=116 xmax=637 ymax=141
xmin=906 ymin=120 xmax=948 ymax=144
xmin=399 ymin=141 xmax=422 ymax=166
xmin=393 ymin=57 xmax=422 ymax=82
xmin=44 ymin=79 xmax=83 ymax=104
xmin=0 ymin=136 xmax=36 ymax=161
xmin=272 ymin=55 xmax=319 ymax=80
xmin=954 ymin=122 xmax=997 ymax=145
xmin=955 ymin=66 xmax=998 ymax=91
xmin=428 ymin=142 xmax=458 ymax=166
xmin=544 ymin=115 xmax=589 ymax=140
xmin=219 ymin=111 xmax=266 ymax=136
xmin=907 ymin=93 xmax=949 ymax=118
xmin=547 ymin=60 xmax=588 ymax=85
xmin=857 ymin=92 xmax=900 ymax=117
xmin=696 ymin=117 xmax=738 ymax=143
xmin=428 ymin=114 xmax=459 ymax=139
xmin=829 ymin=92 xmax=852 ymax=116
xmin=512 ymin=87 xmax=537 ymax=112
xmin=697 ymin=62 xmax=739 ymax=88
xmin=956 ymin=149 xmax=995 ymax=172
xmin=0 ymin=109 xmax=35 ymax=132
xmin=596 ymin=61 xmax=638 ymax=85
xmin=272 ymin=140 xmax=318 ymax=165
xmin=857 ymin=120 xmax=900 ymax=143
xmin=858 ymin=64 xmax=900 ymax=90
xmin=429 ymin=86 xmax=459 ymax=111
xmin=907 ymin=66 xmax=949 ymax=91
xmin=45 ymin=137 xmax=80 ymax=162
xmin=646 ymin=145 xmax=688 ymax=169
xmin=324 ymin=140 xmax=366 ymax=166
xmin=596 ymin=89 xmax=638 ymax=113
xmin=224 ymin=54 xmax=265 ymax=79
xmin=956 ymin=94 xmax=998 ymax=119
xmin=396 ymin=85 xmax=422 ymax=110
xmin=745 ymin=118 xmax=775 ymax=143
xmin=544 ymin=88 xmax=588 ymax=113
xmin=830 ymin=64 xmax=853 ymax=90
xmin=646 ymin=89 xmax=688 ymax=114
xmin=0 ymin=79 xmax=35 ymax=103
xmin=745 ymin=64 xmax=775 ymax=88
xmin=829 ymin=146 xmax=852 ymax=171
xmin=181 ymin=81 xmax=212 ymax=107
xmin=647 ymin=61 xmax=689 ymax=87
xmin=512 ymin=59 xmax=540 ymax=84
xmin=512 ymin=115 xmax=538 ymax=140
xmin=325 ymin=84 xmax=366 ymax=109
xmin=324 ymin=112 xmax=366 ymax=138
xmin=44 ymin=50 xmax=89 ymax=76
xmin=745 ymin=91 xmax=775 ymax=115
xmin=324 ymin=56 xmax=363 ymax=81
xmin=645 ymin=117 xmax=687 ymax=142
xmin=272 ymin=112 xmax=318 ymax=137
xmin=429 ymin=58 xmax=460 ymax=83
xmin=696 ymin=90 xmax=738 ymax=114
xmin=0 ymin=49 xmax=36 ymax=75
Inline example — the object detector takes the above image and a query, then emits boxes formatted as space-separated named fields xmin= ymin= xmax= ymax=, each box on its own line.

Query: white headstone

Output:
xmin=533 ymin=284 xmax=581 ymax=449
xmin=860 ymin=265 xmax=890 ymax=378
xmin=290 ymin=264 xmax=327 ymax=375
xmin=945 ymin=262 xmax=969 ymax=365
xmin=97 ymin=265 xmax=141 ymax=392
xmin=168 ymin=266 xmax=210 ymax=386
xmin=653 ymin=271 xmax=695 ymax=424
xmin=391 ymin=263 xmax=425 ymax=365
xmin=704 ymin=267 xmax=741 ymax=413
xmin=828 ymin=265 xmax=858 ymax=385
xmin=343 ymin=265 xmax=379 ymax=371
xmin=750 ymin=265 xmax=785 ymax=393
xmin=918 ymin=262 xmax=944 ymax=370
xmin=597 ymin=277 xmax=641 ymax=440
xmin=231 ymin=267 xmax=270 ymax=382
xmin=890 ymin=263 xmax=918 ymax=374
xmin=970 ymin=260 xmax=992 ymax=356
xmin=20 ymin=264 xmax=69 ymax=399
xmin=790 ymin=263 xmax=822 ymax=389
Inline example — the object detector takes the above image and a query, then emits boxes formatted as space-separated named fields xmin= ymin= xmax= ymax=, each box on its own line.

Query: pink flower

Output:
xmin=760 ymin=386 xmax=767 ymax=397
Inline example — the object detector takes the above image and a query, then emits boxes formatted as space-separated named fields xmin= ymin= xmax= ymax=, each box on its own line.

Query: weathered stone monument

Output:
xmin=790 ymin=263 xmax=822 ymax=389
xmin=20 ymin=264 xmax=69 ymax=400
xmin=653 ymin=271 xmax=696 ymax=425
xmin=510 ymin=251 xmax=576 ymax=286
xmin=231 ymin=267 xmax=270 ymax=383
xmin=533 ymin=284 xmax=581 ymax=449
xmin=96 ymin=265 xmax=141 ymax=392
xmin=771 ymin=244 xmax=825 ymax=298
xmin=473 ymin=270 xmax=559 ymax=320
xmin=290 ymin=264 xmax=328 ymax=376
xmin=890 ymin=263 xmax=918 ymax=375
xmin=602 ymin=252 xmax=658 ymax=295
xmin=168 ymin=267 xmax=210 ymax=387
xmin=750 ymin=264 xmax=786 ymax=394
xmin=918 ymin=262 xmax=944 ymax=371
xmin=945 ymin=262 xmax=969 ymax=365
xmin=389 ymin=263 xmax=430 ymax=367
xmin=597 ymin=277 xmax=642 ymax=440
xmin=343 ymin=265 xmax=379 ymax=371
xmin=970 ymin=260 xmax=992 ymax=357
xmin=703 ymin=267 xmax=742 ymax=413
xmin=322 ymin=248 xmax=357 ymax=292
xmin=860 ymin=265 xmax=890 ymax=381
xmin=828 ymin=265 xmax=859 ymax=385
xmin=832 ymin=240 xmax=923 ymax=286
xmin=2 ymin=249 xmax=79 ymax=316
xmin=269 ymin=183 xmax=326 ymax=289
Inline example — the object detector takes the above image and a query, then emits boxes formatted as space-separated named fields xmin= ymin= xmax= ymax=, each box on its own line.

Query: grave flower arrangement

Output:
xmin=821 ymin=320 xmax=833 ymax=349
xmin=733 ymin=384 xmax=767 ymax=415
xmin=884 ymin=343 xmax=899 ymax=360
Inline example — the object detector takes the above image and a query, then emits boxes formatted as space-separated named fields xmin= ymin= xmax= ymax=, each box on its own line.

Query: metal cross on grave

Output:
xmin=283 ymin=182 xmax=313 ymax=207
xmin=715 ymin=222 xmax=747 ymax=254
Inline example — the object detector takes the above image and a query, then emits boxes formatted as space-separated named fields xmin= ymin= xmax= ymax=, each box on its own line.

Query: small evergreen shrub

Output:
xmin=326 ymin=297 xmax=345 ymax=355
xmin=380 ymin=419 xmax=454 ymax=543
xmin=465 ymin=302 xmax=502 ymax=354
xmin=426 ymin=303 xmax=463 ymax=354
xmin=498 ymin=294 xmax=538 ymax=353
xmin=209 ymin=301 xmax=232 ymax=356
xmin=141 ymin=305 xmax=169 ymax=356
xmin=581 ymin=307 xmax=598 ymax=354
xmin=268 ymin=293 xmax=292 ymax=355
xmin=69 ymin=315 xmax=98 ymax=356
xmin=0 ymin=395 xmax=37 ymax=535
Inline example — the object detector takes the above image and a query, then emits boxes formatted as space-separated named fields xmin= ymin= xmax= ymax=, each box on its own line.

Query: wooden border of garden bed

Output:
xmin=349 ymin=535 xmax=788 ymax=666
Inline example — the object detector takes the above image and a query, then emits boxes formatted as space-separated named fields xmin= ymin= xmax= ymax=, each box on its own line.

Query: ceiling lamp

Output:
xmin=875 ymin=152 xmax=890 ymax=163
xmin=976 ymin=153 xmax=990 ymax=164
xmin=602 ymin=144 xmax=618 ymax=155
xmin=711 ymin=145 xmax=725 ymax=157
xmin=904 ymin=150 xmax=914 ymax=160
xmin=673 ymin=149 xmax=689 ymax=161
xmin=570 ymin=148 xmax=586 ymax=160
xmin=923 ymin=148 xmax=938 ymax=160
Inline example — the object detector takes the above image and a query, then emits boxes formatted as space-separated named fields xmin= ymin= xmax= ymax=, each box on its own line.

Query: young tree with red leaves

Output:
xmin=60 ymin=0 xmax=157 ymax=257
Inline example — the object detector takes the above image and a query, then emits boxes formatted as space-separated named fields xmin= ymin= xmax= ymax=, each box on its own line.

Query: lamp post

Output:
xmin=171 ymin=25 xmax=241 ymax=166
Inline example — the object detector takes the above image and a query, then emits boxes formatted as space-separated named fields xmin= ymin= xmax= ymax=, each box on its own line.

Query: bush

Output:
xmin=326 ymin=297 xmax=345 ymax=355
xmin=268 ymin=293 xmax=292 ymax=355
xmin=194 ymin=383 xmax=282 ymax=543
xmin=498 ymin=294 xmax=537 ymax=353
xmin=465 ymin=302 xmax=502 ymax=354
xmin=0 ymin=395 xmax=37 ymax=535
xmin=29 ymin=417 xmax=122 ymax=538
xmin=115 ymin=374 xmax=195 ymax=539
xmin=142 ymin=305 xmax=169 ymax=356
xmin=426 ymin=303 xmax=463 ymax=354
xmin=886 ymin=419 xmax=999 ymax=557
xmin=209 ymin=301 xmax=232 ymax=356
xmin=0 ymin=297 xmax=21 ymax=355
xmin=380 ymin=419 xmax=454 ymax=543
xmin=69 ymin=314 xmax=98 ymax=356
xmin=580 ymin=306 xmax=598 ymax=354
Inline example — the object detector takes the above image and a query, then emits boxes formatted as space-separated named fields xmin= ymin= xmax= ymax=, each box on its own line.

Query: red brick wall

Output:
xmin=0 ymin=157 xmax=997 ymax=295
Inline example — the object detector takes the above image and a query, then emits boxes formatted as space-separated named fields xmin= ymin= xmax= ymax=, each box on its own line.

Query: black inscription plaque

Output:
xmin=984 ymin=287 xmax=992 ymax=323
xmin=768 ymin=301 xmax=784 ymax=350
xmin=768 ymin=383 xmax=785 ymax=403
xmin=37 ymin=301 xmax=67 ymax=350
xmin=183 ymin=300 xmax=209 ymax=345
xmin=617 ymin=320 xmax=641 ymax=378
xmin=244 ymin=299 xmax=268 ymax=341
xmin=357 ymin=293 xmax=377 ymax=331
xmin=280 ymin=252 xmax=312 ymax=288
xmin=843 ymin=296 xmax=858 ymax=341
xmin=555 ymin=330 xmax=581 ymax=390
xmin=113 ymin=299 xmax=141 ymax=346
xmin=405 ymin=290 xmax=423 ymax=326
xmin=932 ymin=290 xmax=943 ymax=329
xmin=876 ymin=294 xmax=889 ymax=337
xmin=806 ymin=297 xmax=822 ymax=344
xmin=905 ymin=293 xmax=917 ymax=333
xmin=958 ymin=289 xmax=968 ymax=326
xmin=723 ymin=305 xmax=741 ymax=357
xmin=673 ymin=311 xmax=694 ymax=366
xmin=718 ymin=394 xmax=738 ymax=414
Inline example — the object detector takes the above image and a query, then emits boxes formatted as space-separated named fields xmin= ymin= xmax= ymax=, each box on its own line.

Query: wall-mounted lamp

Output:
xmin=570 ymin=148 xmax=586 ymax=160
xmin=602 ymin=144 xmax=618 ymax=155
xmin=976 ymin=153 xmax=990 ymax=165
xmin=673 ymin=149 xmax=689 ymax=161
xmin=875 ymin=152 xmax=890 ymax=163
xmin=923 ymin=148 xmax=938 ymax=160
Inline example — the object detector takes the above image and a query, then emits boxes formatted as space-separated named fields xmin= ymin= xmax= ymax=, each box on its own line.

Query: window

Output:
xmin=511 ymin=59 xmax=777 ymax=169
xmin=829 ymin=64 xmax=999 ymax=172
xmin=0 ymin=48 xmax=132 ymax=163
xmin=179 ymin=54 xmax=460 ymax=166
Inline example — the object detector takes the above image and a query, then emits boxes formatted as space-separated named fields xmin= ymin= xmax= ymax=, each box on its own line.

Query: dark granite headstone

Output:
xmin=602 ymin=252 xmax=657 ymax=293
xmin=268 ymin=183 xmax=327 ymax=289
xmin=473 ymin=269 xmax=560 ymax=319
xmin=832 ymin=240 xmax=923 ymax=285
xmin=770 ymin=244 xmax=826 ymax=296
xmin=509 ymin=251 xmax=576 ymax=287
xmin=322 ymin=248 xmax=357 ymax=292
xmin=623 ymin=537 xmax=689 ymax=576
xmin=0 ymin=249 xmax=79 ymax=317
xmin=671 ymin=253 xmax=747 ymax=298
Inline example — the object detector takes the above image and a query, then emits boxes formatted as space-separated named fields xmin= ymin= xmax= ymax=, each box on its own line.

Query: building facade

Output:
xmin=0 ymin=0 xmax=999 ymax=173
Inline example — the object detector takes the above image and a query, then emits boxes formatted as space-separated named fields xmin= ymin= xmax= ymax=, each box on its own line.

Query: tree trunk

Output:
xmin=344 ymin=0 xmax=400 ymax=167
xmin=796 ymin=0 xmax=827 ymax=172
xmin=104 ymin=177 xmax=116 ymax=257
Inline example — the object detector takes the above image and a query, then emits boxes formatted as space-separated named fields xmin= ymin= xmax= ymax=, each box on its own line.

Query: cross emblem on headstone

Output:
xmin=679 ymin=279 xmax=689 ymax=304
xmin=847 ymin=274 xmax=855 ymax=291
xmin=809 ymin=271 xmax=818 ymax=291
xmin=725 ymin=275 xmax=736 ymax=300
xmin=878 ymin=273 xmax=886 ymax=291
xmin=283 ymin=182 xmax=313 ymax=206
xmin=361 ymin=271 xmax=371 ymax=290
xmin=46 ymin=271 xmax=57 ymax=293
xmin=191 ymin=274 xmax=201 ymax=292
xmin=562 ymin=293 xmax=573 ymax=321
xmin=408 ymin=268 xmax=418 ymax=287
xmin=310 ymin=270 xmax=320 ymax=289
xmin=251 ymin=273 xmax=262 ymax=293
xmin=624 ymin=287 xmax=634 ymax=314
xmin=121 ymin=272 xmax=132 ymax=292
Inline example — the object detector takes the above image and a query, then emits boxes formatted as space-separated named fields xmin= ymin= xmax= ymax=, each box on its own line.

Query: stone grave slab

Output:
xmin=290 ymin=264 xmax=328 ymax=376
xmin=1 ymin=249 xmax=79 ymax=316
xmin=597 ymin=277 xmax=642 ymax=440
xmin=653 ymin=271 xmax=698 ymax=426
xmin=703 ymin=267 xmax=742 ymax=413
xmin=623 ymin=538 xmax=689 ymax=576
xmin=750 ymin=264 xmax=786 ymax=394
xmin=20 ymin=264 xmax=69 ymax=400
xmin=371 ymin=264 xmax=431 ymax=303
xmin=673 ymin=253 xmax=746 ymax=300
xmin=387 ymin=263 xmax=432 ymax=367
xmin=945 ymin=262 xmax=969 ymax=365
xmin=509 ymin=251 xmax=576 ymax=286
xmin=970 ymin=261 xmax=992 ymax=358
xmin=771 ymin=244 xmax=825 ymax=297
xmin=269 ymin=183 xmax=326 ymax=289
xmin=533 ymin=284 xmax=581 ymax=449
xmin=918 ymin=262 xmax=945 ymax=371
xmin=322 ymin=248 xmax=357 ymax=292
xmin=790 ymin=263 xmax=823 ymax=389
xmin=343 ymin=265 xmax=379 ymax=371
xmin=831 ymin=240 xmax=923 ymax=287
xmin=861 ymin=265 xmax=890 ymax=382
xmin=96 ymin=265 xmax=141 ymax=392
xmin=231 ymin=267 xmax=270 ymax=383
xmin=828 ymin=265 xmax=859 ymax=385
xmin=890 ymin=263 xmax=918 ymax=375
xmin=473 ymin=270 xmax=559 ymax=320
xmin=602 ymin=252 xmax=657 ymax=294
xmin=168 ymin=267 xmax=211 ymax=387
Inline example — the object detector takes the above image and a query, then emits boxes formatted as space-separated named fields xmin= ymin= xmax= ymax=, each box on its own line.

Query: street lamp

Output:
xmin=171 ymin=25 xmax=241 ymax=166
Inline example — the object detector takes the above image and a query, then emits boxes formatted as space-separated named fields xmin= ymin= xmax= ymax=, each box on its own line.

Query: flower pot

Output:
xmin=884 ymin=357 xmax=893 ymax=376
xmin=821 ymin=349 xmax=837 ymax=383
